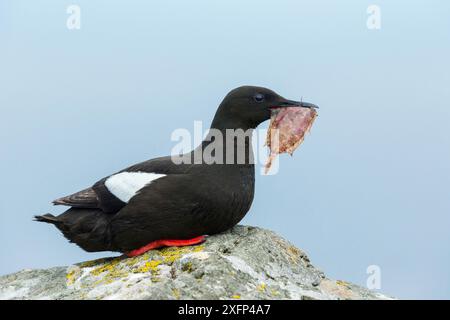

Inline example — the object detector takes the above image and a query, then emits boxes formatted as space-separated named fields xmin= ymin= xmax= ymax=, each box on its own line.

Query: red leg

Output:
xmin=125 ymin=235 xmax=206 ymax=257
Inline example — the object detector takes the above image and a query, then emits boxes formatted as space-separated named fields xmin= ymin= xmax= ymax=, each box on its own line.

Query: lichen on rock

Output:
xmin=0 ymin=225 xmax=392 ymax=300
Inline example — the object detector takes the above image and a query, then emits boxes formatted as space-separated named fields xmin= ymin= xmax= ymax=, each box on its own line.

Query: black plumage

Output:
xmin=35 ymin=86 xmax=317 ymax=254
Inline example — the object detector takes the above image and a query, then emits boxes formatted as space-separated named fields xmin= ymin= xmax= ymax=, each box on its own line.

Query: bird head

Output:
xmin=211 ymin=86 xmax=318 ymax=130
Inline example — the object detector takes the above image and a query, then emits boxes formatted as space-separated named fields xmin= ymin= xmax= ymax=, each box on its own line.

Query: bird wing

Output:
xmin=53 ymin=187 xmax=99 ymax=208
xmin=109 ymin=173 xmax=222 ymax=251
xmin=52 ymin=156 xmax=191 ymax=214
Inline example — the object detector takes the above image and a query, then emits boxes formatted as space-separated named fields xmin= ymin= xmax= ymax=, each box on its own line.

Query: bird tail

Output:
xmin=34 ymin=208 xmax=116 ymax=253
xmin=34 ymin=213 xmax=60 ymax=224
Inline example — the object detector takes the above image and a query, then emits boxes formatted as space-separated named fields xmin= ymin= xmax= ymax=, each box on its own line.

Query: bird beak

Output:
xmin=277 ymin=99 xmax=319 ymax=109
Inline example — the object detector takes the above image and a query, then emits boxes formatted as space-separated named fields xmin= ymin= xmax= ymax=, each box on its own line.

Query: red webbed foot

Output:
xmin=125 ymin=235 xmax=206 ymax=257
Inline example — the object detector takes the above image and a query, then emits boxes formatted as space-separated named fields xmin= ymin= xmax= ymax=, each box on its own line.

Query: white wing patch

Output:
xmin=105 ymin=172 xmax=166 ymax=203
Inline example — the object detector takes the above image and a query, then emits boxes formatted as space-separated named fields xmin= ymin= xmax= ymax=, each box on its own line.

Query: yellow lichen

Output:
xmin=88 ymin=258 xmax=129 ymax=284
xmin=336 ymin=280 xmax=351 ymax=288
xmin=133 ymin=260 xmax=162 ymax=274
xmin=159 ymin=245 xmax=205 ymax=264
xmin=124 ymin=253 xmax=151 ymax=268
xmin=271 ymin=289 xmax=280 ymax=296
xmin=66 ymin=270 xmax=77 ymax=286
xmin=257 ymin=283 xmax=267 ymax=292
xmin=193 ymin=245 xmax=205 ymax=252
xmin=79 ymin=257 xmax=115 ymax=268
xmin=71 ymin=244 xmax=205 ymax=287
xmin=172 ymin=288 xmax=180 ymax=299
xmin=231 ymin=295 xmax=241 ymax=299
xmin=90 ymin=258 xmax=122 ymax=276
xmin=93 ymin=279 xmax=104 ymax=286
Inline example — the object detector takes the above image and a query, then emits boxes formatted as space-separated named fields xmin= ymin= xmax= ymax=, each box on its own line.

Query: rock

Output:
xmin=0 ymin=226 xmax=391 ymax=300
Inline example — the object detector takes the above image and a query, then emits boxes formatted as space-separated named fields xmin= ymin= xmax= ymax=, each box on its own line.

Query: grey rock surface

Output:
xmin=0 ymin=226 xmax=391 ymax=300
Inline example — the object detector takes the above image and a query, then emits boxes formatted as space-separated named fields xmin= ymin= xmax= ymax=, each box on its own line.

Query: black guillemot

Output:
xmin=35 ymin=86 xmax=318 ymax=257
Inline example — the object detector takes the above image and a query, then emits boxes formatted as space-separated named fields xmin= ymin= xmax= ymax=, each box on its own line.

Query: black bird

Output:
xmin=35 ymin=86 xmax=318 ymax=257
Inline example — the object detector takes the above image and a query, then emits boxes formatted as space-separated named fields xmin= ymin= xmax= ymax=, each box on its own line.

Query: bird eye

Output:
xmin=254 ymin=93 xmax=265 ymax=103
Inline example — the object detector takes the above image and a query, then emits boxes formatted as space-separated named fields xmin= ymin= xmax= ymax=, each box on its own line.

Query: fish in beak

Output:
xmin=265 ymin=100 xmax=318 ymax=173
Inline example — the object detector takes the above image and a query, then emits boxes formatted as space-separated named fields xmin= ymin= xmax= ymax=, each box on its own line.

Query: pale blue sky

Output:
xmin=1 ymin=1 xmax=449 ymax=299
